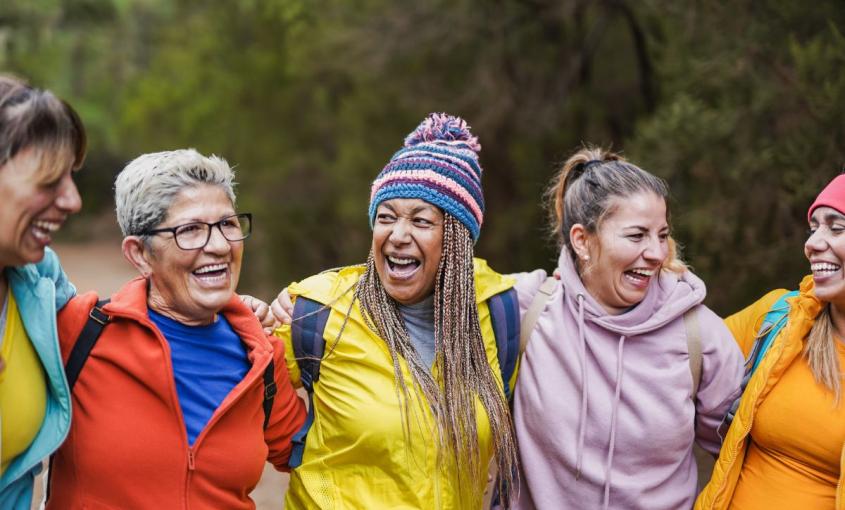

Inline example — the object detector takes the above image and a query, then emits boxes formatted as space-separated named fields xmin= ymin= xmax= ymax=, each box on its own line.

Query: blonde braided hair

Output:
xmin=354 ymin=214 xmax=518 ymax=507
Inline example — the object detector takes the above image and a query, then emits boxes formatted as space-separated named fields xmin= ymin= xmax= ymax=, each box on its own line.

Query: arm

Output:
xmin=264 ymin=334 xmax=307 ymax=471
xmin=693 ymin=305 xmax=745 ymax=455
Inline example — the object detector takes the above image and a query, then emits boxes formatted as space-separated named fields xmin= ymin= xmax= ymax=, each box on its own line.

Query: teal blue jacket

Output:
xmin=0 ymin=248 xmax=75 ymax=510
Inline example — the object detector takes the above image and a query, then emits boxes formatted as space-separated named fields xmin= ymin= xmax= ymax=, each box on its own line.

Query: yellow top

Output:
xmin=729 ymin=341 xmax=845 ymax=510
xmin=0 ymin=290 xmax=48 ymax=475
xmin=277 ymin=259 xmax=515 ymax=509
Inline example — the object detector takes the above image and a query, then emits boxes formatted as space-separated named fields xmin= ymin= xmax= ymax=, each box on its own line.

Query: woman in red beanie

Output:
xmin=697 ymin=173 xmax=845 ymax=509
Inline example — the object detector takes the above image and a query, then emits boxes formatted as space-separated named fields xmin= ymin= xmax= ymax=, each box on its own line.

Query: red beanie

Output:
xmin=808 ymin=174 xmax=845 ymax=222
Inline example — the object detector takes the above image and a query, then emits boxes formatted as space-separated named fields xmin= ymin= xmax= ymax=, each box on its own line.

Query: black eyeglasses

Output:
xmin=142 ymin=213 xmax=252 ymax=250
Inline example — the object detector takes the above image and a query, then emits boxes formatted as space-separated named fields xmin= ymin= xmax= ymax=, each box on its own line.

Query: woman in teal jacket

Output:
xmin=0 ymin=74 xmax=87 ymax=509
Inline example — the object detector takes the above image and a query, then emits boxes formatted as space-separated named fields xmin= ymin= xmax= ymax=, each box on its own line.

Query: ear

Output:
xmin=569 ymin=223 xmax=592 ymax=262
xmin=122 ymin=236 xmax=154 ymax=278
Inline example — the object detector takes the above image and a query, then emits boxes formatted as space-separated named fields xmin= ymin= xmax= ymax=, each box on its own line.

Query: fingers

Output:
xmin=240 ymin=294 xmax=275 ymax=328
xmin=270 ymin=289 xmax=294 ymax=325
xmin=270 ymin=299 xmax=292 ymax=325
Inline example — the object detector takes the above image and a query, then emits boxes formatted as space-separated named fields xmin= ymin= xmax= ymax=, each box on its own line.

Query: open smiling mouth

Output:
xmin=623 ymin=268 xmax=654 ymax=285
xmin=193 ymin=263 xmax=229 ymax=283
xmin=31 ymin=220 xmax=61 ymax=244
xmin=386 ymin=255 xmax=421 ymax=279
xmin=812 ymin=262 xmax=841 ymax=278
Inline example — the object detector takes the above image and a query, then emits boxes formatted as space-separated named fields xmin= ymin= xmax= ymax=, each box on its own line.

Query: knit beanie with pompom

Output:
xmin=368 ymin=112 xmax=485 ymax=241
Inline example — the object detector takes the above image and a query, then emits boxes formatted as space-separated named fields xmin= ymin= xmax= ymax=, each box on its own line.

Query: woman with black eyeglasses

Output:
xmin=46 ymin=149 xmax=305 ymax=509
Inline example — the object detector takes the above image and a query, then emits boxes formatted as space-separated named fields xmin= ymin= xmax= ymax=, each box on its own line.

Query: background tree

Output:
xmin=1 ymin=0 xmax=842 ymax=314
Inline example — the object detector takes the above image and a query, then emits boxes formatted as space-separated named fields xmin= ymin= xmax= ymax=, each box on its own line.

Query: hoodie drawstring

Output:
xmin=602 ymin=335 xmax=626 ymax=510
xmin=574 ymin=294 xmax=589 ymax=480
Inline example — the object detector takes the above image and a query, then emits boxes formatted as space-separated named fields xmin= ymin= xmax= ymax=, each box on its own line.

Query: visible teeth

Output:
xmin=33 ymin=220 xmax=60 ymax=232
xmin=629 ymin=268 xmax=654 ymax=277
xmin=388 ymin=256 xmax=416 ymax=265
xmin=195 ymin=263 xmax=227 ymax=274
xmin=812 ymin=262 xmax=840 ymax=273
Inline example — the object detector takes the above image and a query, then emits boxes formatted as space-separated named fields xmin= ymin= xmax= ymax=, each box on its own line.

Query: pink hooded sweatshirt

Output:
xmin=512 ymin=251 xmax=743 ymax=510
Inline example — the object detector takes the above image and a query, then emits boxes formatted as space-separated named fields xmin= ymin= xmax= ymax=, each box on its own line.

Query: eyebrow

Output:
xmin=622 ymin=225 xmax=669 ymax=232
xmin=812 ymin=212 xmax=845 ymax=224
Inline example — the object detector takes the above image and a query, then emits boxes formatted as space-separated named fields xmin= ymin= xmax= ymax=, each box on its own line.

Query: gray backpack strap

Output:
xmin=519 ymin=276 xmax=558 ymax=357
xmin=683 ymin=307 xmax=703 ymax=399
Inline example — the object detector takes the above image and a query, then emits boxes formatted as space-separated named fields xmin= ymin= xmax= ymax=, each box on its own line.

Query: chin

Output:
xmin=194 ymin=292 xmax=232 ymax=312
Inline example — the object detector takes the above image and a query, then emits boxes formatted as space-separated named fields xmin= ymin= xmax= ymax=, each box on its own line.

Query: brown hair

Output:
xmin=546 ymin=145 xmax=686 ymax=273
xmin=0 ymin=74 xmax=87 ymax=181
xmin=804 ymin=304 xmax=843 ymax=403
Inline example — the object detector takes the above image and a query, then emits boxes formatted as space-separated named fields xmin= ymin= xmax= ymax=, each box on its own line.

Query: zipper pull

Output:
xmin=188 ymin=448 xmax=196 ymax=471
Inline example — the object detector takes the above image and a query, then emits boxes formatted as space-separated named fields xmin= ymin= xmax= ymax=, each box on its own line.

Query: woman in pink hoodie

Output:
xmin=511 ymin=147 xmax=744 ymax=510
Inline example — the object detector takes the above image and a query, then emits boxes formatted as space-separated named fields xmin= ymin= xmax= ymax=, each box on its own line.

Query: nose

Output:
xmin=56 ymin=173 xmax=82 ymax=214
xmin=642 ymin=236 xmax=665 ymax=263
xmin=388 ymin=219 xmax=412 ymax=244
xmin=204 ymin=224 xmax=232 ymax=254
xmin=805 ymin=227 xmax=827 ymax=254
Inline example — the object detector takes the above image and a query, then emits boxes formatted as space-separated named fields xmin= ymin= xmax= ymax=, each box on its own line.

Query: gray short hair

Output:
xmin=115 ymin=149 xmax=236 ymax=236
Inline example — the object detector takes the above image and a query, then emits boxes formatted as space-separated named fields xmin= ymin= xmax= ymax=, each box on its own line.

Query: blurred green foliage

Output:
xmin=1 ymin=0 xmax=843 ymax=313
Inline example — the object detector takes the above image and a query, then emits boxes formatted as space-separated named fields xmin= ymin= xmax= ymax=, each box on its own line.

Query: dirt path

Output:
xmin=52 ymin=240 xmax=288 ymax=509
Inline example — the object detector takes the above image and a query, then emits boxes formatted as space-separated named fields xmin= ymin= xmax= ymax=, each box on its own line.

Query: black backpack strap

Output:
xmin=287 ymin=296 xmax=331 ymax=468
xmin=262 ymin=359 xmax=277 ymax=430
xmin=64 ymin=298 xmax=111 ymax=391
xmin=487 ymin=288 xmax=520 ymax=401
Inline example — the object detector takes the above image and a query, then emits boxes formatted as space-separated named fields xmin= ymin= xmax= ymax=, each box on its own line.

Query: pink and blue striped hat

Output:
xmin=368 ymin=113 xmax=484 ymax=241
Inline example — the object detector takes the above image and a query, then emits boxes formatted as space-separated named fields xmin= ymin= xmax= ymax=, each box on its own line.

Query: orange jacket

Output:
xmin=47 ymin=277 xmax=305 ymax=510
xmin=695 ymin=276 xmax=845 ymax=509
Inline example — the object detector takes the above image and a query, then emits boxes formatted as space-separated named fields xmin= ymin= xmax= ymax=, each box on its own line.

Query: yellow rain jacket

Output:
xmin=696 ymin=275 xmax=845 ymax=509
xmin=276 ymin=259 xmax=516 ymax=509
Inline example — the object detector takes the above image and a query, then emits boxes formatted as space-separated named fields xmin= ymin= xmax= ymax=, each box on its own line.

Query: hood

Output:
xmin=557 ymin=249 xmax=706 ymax=337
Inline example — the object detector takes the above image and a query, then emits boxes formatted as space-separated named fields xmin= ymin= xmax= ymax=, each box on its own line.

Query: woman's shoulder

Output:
xmin=288 ymin=264 xmax=365 ymax=305
xmin=472 ymin=258 xmax=517 ymax=302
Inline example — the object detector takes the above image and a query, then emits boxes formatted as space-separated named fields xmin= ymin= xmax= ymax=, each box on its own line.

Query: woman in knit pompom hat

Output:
xmin=273 ymin=113 xmax=519 ymax=509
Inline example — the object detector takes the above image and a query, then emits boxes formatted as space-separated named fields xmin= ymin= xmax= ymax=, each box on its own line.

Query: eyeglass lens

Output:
xmin=174 ymin=214 xmax=251 ymax=250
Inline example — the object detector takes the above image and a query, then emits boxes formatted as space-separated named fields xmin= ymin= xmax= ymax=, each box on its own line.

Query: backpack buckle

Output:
xmin=89 ymin=306 xmax=110 ymax=326
xmin=264 ymin=380 xmax=277 ymax=400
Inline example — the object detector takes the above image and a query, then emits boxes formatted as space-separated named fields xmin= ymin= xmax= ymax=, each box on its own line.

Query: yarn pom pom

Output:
xmin=403 ymin=112 xmax=481 ymax=152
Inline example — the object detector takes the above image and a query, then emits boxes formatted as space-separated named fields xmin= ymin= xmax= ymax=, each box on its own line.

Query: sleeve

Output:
xmin=692 ymin=305 xmax=745 ymax=455
xmin=510 ymin=269 xmax=550 ymax=320
xmin=272 ymin=320 xmax=302 ymax=389
xmin=36 ymin=247 xmax=77 ymax=310
xmin=264 ymin=334 xmax=307 ymax=471
xmin=724 ymin=289 xmax=789 ymax=357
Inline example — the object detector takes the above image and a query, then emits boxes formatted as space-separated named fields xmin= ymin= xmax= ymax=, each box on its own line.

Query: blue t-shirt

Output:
xmin=148 ymin=309 xmax=250 ymax=445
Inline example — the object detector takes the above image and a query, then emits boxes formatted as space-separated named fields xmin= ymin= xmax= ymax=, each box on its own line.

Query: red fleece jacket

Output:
xmin=47 ymin=277 xmax=305 ymax=510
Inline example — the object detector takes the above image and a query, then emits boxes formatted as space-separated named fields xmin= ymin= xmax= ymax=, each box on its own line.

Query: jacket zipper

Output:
xmin=120 ymin=310 xmax=272 ymax=510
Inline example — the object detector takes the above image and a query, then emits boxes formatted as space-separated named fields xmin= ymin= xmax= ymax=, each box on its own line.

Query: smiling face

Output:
xmin=574 ymin=191 xmax=669 ymax=315
xmin=134 ymin=184 xmax=243 ymax=325
xmin=0 ymin=146 xmax=82 ymax=268
xmin=805 ymin=206 xmax=845 ymax=307
xmin=372 ymin=198 xmax=444 ymax=306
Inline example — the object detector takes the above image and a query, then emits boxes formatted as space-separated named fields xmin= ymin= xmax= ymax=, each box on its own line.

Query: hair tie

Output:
xmin=583 ymin=159 xmax=602 ymax=170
